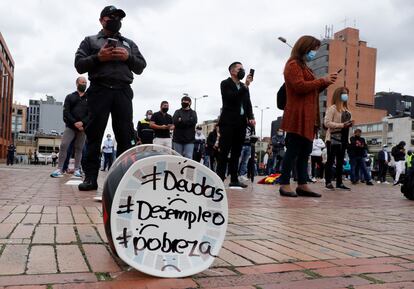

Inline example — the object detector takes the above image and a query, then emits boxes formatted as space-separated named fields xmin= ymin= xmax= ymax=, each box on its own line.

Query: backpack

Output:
xmin=277 ymin=83 xmax=286 ymax=110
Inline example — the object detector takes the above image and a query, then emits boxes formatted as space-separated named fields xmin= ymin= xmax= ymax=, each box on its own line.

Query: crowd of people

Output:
xmin=6 ymin=5 xmax=408 ymax=197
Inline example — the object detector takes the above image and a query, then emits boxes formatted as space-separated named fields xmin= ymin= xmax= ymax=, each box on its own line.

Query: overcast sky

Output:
xmin=1 ymin=0 xmax=413 ymax=138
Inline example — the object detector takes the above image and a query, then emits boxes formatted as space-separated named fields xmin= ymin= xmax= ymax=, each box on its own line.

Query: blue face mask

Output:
xmin=341 ymin=94 xmax=349 ymax=102
xmin=305 ymin=50 xmax=317 ymax=61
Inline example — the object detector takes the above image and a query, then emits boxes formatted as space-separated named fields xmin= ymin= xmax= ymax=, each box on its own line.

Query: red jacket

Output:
xmin=281 ymin=59 xmax=328 ymax=141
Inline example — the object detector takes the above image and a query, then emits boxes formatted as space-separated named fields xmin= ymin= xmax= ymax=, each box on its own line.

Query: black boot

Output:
xmin=78 ymin=176 xmax=98 ymax=191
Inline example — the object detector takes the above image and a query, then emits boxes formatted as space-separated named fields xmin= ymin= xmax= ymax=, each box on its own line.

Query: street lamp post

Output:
xmin=183 ymin=93 xmax=208 ymax=112
xmin=254 ymin=106 xmax=270 ymax=164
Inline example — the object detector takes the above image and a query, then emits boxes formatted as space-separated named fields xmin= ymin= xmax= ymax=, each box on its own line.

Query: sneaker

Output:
xmin=377 ymin=181 xmax=381 ymax=184
xmin=325 ymin=183 xmax=335 ymax=190
xmin=366 ymin=181 xmax=374 ymax=186
xmin=50 ymin=169 xmax=63 ymax=178
xmin=229 ymin=181 xmax=248 ymax=188
xmin=74 ymin=170 xmax=82 ymax=178
xmin=311 ymin=177 xmax=317 ymax=183
xmin=384 ymin=181 xmax=390 ymax=184
xmin=336 ymin=184 xmax=351 ymax=190
xmin=239 ymin=175 xmax=249 ymax=182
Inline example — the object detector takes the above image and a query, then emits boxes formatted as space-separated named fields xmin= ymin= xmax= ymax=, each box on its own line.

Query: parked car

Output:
xmin=37 ymin=153 xmax=52 ymax=165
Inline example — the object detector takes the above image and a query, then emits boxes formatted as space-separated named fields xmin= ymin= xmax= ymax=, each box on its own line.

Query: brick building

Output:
xmin=0 ymin=32 xmax=14 ymax=161
xmin=308 ymin=27 xmax=386 ymax=125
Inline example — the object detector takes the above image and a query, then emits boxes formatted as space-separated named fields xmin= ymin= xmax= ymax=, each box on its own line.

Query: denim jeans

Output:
xmin=203 ymin=155 xmax=210 ymax=167
xmin=350 ymin=156 xmax=371 ymax=182
xmin=279 ymin=133 xmax=312 ymax=185
xmin=173 ymin=142 xmax=194 ymax=159
xmin=238 ymin=145 xmax=251 ymax=176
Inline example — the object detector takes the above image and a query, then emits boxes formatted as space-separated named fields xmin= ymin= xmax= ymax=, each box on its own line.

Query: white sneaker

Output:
xmin=384 ymin=181 xmax=390 ymax=184
xmin=239 ymin=175 xmax=249 ymax=182
xmin=50 ymin=169 xmax=63 ymax=178
xmin=377 ymin=181 xmax=381 ymax=184
xmin=74 ymin=169 xmax=82 ymax=178
xmin=311 ymin=177 xmax=317 ymax=183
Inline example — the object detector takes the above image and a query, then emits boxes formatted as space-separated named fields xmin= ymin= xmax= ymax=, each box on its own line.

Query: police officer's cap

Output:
xmin=100 ymin=5 xmax=126 ymax=19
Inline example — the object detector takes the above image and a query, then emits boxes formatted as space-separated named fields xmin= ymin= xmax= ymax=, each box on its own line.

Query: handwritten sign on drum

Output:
xmin=110 ymin=153 xmax=228 ymax=278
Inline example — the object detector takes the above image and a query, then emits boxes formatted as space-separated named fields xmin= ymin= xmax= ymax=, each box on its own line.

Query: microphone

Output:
xmin=278 ymin=36 xmax=293 ymax=48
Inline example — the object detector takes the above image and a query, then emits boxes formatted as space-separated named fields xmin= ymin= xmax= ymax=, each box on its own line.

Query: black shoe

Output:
xmin=296 ymin=188 xmax=321 ymax=198
xmin=229 ymin=181 xmax=248 ymax=188
xmin=351 ymin=181 xmax=358 ymax=185
xmin=336 ymin=184 xmax=351 ymax=190
xmin=366 ymin=181 xmax=374 ymax=186
xmin=279 ymin=188 xmax=298 ymax=197
xmin=78 ymin=178 xmax=98 ymax=191
xmin=325 ymin=183 xmax=335 ymax=190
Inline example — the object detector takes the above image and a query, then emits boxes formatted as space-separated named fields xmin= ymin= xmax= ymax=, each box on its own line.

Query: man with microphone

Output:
xmin=216 ymin=62 xmax=255 ymax=188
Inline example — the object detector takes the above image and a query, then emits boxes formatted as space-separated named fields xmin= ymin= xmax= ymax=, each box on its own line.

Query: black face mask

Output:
xmin=237 ymin=69 xmax=245 ymax=80
xmin=181 ymin=102 xmax=190 ymax=109
xmin=77 ymin=84 xmax=87 ymax=93
xmin=105 ymin=19 xmax=122 ymax=33
xmin=161 ymin=107 xmax=169 ymax=113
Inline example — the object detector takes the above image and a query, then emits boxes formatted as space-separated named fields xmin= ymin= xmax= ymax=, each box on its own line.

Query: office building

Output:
xmin=308 ymin=27 xmax=386 ymax=125
xmin=0 ymin=32 xmax=14 ymax=160
xmin=27 ymin=95 xmax=64 ymax=134
xmin=374 ymin=91 xmax=414 ymax=118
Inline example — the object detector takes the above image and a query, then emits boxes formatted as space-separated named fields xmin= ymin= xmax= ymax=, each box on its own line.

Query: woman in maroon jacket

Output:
xmin=279 ymin=35 xmax=337 ymax=198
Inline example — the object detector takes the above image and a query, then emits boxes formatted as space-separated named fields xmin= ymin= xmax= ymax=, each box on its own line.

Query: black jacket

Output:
xmin=218 ymin=77 xmax=254 ymax=126
xmin=206 ymin=130 xmax=218 ymax=155
xmin=392 ymin=145 xmax=406 ymax=161
xmin=348 ymin=136 xmax=368 ymax=158
xmin=75 ymin=30 xmax=146 ymax=86
xmin=378 ymin=150 xmax=391 ymax=162
xmin=63 ymin=91 xmax=89 ymax=131
xmin=172 ymin=109 xmax=197 ymax=143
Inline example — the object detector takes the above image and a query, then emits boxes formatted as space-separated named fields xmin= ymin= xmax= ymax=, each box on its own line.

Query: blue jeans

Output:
xmin=203 ymin=155 xmax=210 ymax=167
xmin=350 ymin=156 xmax=371 ymax=182
xmin=279 ymin=133 xmax=312 ymax=185
xmin=173 ymin=142 xmax=194 ymax=159
xmin=238 ymin=145 xmax=251 ymax=176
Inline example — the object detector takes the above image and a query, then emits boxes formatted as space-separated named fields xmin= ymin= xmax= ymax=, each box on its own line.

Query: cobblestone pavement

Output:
xmin=1 ymin=164 xmax=414 ymax=288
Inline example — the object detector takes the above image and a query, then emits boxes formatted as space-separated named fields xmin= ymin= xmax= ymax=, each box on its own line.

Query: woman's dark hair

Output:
xmin=289 ymin=35 xmax=321 ymax=67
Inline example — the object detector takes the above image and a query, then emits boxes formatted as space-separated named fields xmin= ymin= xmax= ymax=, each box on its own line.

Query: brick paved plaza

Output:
xmin=1 ymin=164 xmax=414 ymax=288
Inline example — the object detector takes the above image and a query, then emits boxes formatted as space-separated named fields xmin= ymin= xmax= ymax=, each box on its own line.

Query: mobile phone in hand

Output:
xmin=107 ymin=38 xmax=118 ymax=48
xmin=249 ymin=68 xmax=255 ymax=77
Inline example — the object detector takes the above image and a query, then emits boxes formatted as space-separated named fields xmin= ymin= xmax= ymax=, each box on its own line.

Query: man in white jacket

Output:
xmin=310 ymin=136 xmax=326 ymax=182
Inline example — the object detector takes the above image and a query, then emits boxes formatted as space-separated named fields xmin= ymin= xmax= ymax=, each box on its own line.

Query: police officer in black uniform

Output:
xmin=137 ymin=110 xmax=154 ymax=144
xmin=75 ymin=5 xmax=147 ymax=191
